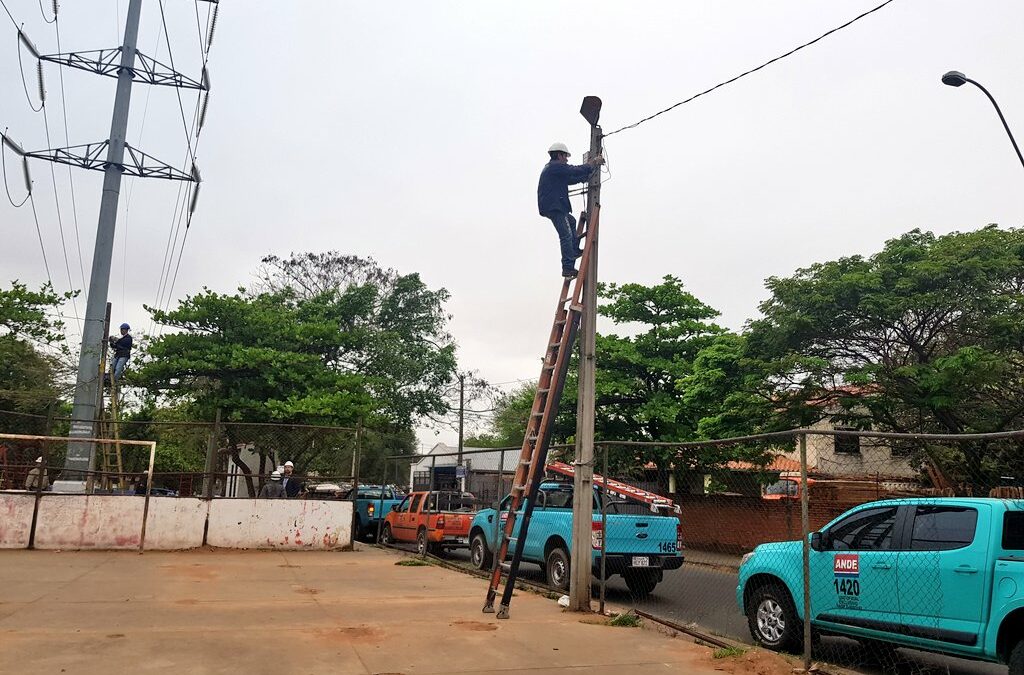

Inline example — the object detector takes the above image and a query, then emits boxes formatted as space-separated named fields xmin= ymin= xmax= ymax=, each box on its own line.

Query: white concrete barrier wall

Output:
xmin=207 ymin=499 xmax=351 ymax=550
xmin=33 ymin=495 xmax=208 ymax=550
xmin=0 ymin=493 xmax=35 ymax=549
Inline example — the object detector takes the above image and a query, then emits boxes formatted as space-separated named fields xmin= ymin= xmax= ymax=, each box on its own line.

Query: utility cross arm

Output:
xmin=23 ymin=142 xmax=196 ymax=181
xmin=40 ymin=49 xmax=208 ymax=90
xmin=546 ymin=461 xmax=680 ymax=514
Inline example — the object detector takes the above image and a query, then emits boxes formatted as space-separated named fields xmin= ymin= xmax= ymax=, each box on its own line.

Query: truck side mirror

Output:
xmin=390 ymin=504 xmax=399 ymax=512
xmin=810 ymin=531 xmax=824 ymax=552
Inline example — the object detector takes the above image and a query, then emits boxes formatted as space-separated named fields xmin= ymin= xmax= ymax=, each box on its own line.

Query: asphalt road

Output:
xmin=427 ymin=545 xmax=1006 ymax=675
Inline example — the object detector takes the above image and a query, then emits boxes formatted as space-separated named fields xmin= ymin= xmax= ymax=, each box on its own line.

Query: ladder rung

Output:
xmin=555 ymin=319 xmax=567 ymax=326
xmin=538 ymin=388 xmax=550 ymax=394
xmin=531 ymin=411 xmax=544 ymax=417
xmin=520 ymin=459 xmax=531 ymax=466
xmin=513 ymin=484 xmax=526 ymax=492
xmin=569 ymin=304 xmax=583 ymax=312
xmin=548 ymin=342 xmax=561 ymax=349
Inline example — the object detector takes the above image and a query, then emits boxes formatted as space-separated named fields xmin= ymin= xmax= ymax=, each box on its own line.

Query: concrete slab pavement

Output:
xmin=0 ymin=545 xmax=794 ymax=675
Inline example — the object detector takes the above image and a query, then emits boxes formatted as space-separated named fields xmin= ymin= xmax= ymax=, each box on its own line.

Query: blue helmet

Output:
xmin=120 ymin=323 xmax=130 ymax=330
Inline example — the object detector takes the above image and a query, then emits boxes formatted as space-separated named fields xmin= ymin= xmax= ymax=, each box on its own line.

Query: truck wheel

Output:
xmin=416 ymin=528 xmax=429 ymax=555
xmin=746 ymin=583 xmax=800 ymax=653
xmin=623 ymin=570 xmax=660 ymax=598
xmin=1010 ymin=639 xmax=1024 ymax=675
xmin=470 ymin=533 xmax=493 ymax=570
xmin=546 ymin=546 xmax=570 ymax=591
xmin=380 ymin=523 xmax=394 ymax=546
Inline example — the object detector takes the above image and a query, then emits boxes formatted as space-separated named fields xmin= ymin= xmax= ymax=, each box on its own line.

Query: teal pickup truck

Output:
xmin=349 ymin=485 xmax=405 ymax=542
xmin=468 ymin=481 xmax=684 ymax=596
xmin=737 ymin=498 xmax=1024 ymax=672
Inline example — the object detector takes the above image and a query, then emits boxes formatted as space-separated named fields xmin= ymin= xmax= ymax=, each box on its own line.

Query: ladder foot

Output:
xmin=496 ymin=604 xmax=510 ymax=620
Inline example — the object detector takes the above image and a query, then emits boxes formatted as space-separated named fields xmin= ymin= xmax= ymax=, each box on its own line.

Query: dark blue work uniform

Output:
xmin=537 ymin=161 xmax=595 ymax=273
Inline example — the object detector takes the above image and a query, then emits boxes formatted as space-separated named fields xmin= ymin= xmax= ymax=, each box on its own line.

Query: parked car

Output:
xmin=381 ymin=490 xmax=475 ymax=555
xmin=469 ymin=481 xmax=684 ymax=597
xmin=737 ymin=498 xmax=1024 ymax=673
xmin=346 ymin=485 xmax=405 ymax=541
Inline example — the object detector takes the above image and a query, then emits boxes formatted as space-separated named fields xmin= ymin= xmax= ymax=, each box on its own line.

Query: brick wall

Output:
xmin=677 ymin=494 xmax=860 ymax=554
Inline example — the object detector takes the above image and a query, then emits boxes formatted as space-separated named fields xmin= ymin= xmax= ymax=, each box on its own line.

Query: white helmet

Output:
xmin=270 ymin=470 xmax=282 ymax=481
xmin=548 ymin=142 xmax=570 ymax=156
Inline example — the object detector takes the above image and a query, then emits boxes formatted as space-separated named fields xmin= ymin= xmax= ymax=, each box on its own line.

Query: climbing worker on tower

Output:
xmin=108 ymin=323 xmax=133 ymax=382
xmin=537 ymin=142 xmax=604 ymax=278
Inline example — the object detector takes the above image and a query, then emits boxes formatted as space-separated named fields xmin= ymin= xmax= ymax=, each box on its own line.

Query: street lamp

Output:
xmin=942 ymin=70 xmax=1024 ymax=171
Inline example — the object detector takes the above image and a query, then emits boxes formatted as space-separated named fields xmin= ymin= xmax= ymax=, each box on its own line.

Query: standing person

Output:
xmin=258 ymin=470 xmax=286 ymax=499
xmin=537 ymin=143 xmax=604 ymax=278
xmin=282 ymin=460 xmax=302 ymax=498
xmin=24 ymin=457 xmax=48 ymax=491
xmin=108 ymin=323 xmax=133 ymax=382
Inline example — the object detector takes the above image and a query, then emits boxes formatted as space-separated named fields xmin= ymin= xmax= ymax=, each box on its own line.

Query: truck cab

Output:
xmin=737 ymin=498 xmax=1024 ymax=673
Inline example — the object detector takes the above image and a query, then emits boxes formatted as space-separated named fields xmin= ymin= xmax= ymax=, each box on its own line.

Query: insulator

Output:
xmin=52 ymin=0 xmax=59 ymax=18
xmin=2 ymin=133 xmax=25 ymax=156
xmin=199 ymin=93 xmax=210 ymax=130
xmin=18 ymin=31 xmax=40 ymax=59
xmin=22 ymin=158 xmax=32 ymax=195
xmin=189 ymin=182 xmax=201 ymax=215
xmin=37 ymin=62 xmax=46 ymax=103
xmin=191 ymin=163 xmax=202 ymax=184
xmin=206 ymin=6 xmax=219 ymax=51
xmin=202 ymin=66 xmax=211 ymax=91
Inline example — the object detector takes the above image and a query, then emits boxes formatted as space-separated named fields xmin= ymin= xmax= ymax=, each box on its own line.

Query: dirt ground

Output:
xmin=0 ymin=545 xmax=797 ymax=674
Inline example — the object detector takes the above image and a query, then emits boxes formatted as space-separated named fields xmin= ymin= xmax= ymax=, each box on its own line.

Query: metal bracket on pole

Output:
xmin=23 ymin=141 xmax=196 ymax=181
xmin=40 ymin=49 xmax=208 ymax=90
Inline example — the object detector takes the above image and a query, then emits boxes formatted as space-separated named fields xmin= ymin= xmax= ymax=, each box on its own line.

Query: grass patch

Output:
xmin=395 ymin=558 xmax=430 ymax=567
xmin=608 ymin=612 xmax=642 ymax=628
xmin=712 ymin=646 xmax=747 ymax=659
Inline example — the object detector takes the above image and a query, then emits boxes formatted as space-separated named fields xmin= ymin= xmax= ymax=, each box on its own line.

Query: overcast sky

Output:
xmin=2 ymin=1 xmax=1022 ymax=450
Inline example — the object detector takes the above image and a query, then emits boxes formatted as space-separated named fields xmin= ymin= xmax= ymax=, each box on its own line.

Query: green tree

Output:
xmin=0 ymin=282 xmax=75 ymax=430
xmin=748 ymin=226 xmax=1024 ymax=491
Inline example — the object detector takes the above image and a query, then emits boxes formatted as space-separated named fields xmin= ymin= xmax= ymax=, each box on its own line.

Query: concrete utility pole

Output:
xmin=457 ymin=373 xmax=466 ymax=492
xmin=569 ymin=97 xmax=602 ymax=611
xmin=63 ymin=0 xmax=144 ymax=486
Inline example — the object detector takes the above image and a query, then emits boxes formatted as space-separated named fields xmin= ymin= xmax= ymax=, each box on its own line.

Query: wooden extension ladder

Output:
xmin=482 ymin=204 xmax=600 ymax=619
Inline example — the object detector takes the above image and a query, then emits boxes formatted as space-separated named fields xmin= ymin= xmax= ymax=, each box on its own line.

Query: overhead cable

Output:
xmin=603 ymin=0 xmax=897 ymax=137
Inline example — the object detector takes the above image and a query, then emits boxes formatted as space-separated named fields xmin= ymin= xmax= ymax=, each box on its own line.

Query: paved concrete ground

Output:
xmin=0 ymin=545 xmax=795 ymax=675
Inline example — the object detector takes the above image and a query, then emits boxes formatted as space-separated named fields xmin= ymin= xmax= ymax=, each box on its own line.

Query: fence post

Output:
xmin=138 ymin=441 xmax=156 ymax=554
xmin=202 ymin=408 xmax=222 ymax=499
xmin=376 ymin=457 xmax=388 ymax=542
xmin=599 ymin=443 xmax=608 ymax=615
xmin=350 ymin=422 xmax=362 ymax=550
xmin=799 ymin=432 xmax=812 ymax=670
xmin=425 ymin=455 xmax=436 ymax=558
xmin=493 ymin=449 xmax=505 ymax=573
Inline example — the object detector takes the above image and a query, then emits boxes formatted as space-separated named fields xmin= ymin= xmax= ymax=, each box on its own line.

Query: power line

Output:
xmin=27 ymin=192 xmax=55 ymax=291
xmin=53 ymin=14 xmax=87 ymax=296
xmin=157 ymin=0 xmax=196 ymax=168
xmin=603 ymin=0 xmax=898 ymax=137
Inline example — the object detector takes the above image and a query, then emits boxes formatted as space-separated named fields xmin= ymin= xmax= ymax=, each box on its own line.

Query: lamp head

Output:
xmin=942 ymin=71 xmax=968 ymax=87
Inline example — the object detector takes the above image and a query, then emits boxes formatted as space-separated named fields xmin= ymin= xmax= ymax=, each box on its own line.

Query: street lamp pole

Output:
xmin=942 ymin=70 xmax=1024 ymax=172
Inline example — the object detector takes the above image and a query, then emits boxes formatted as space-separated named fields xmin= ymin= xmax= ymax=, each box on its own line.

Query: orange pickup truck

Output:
xmin=380 ymin=490 xmax=476 ymax=556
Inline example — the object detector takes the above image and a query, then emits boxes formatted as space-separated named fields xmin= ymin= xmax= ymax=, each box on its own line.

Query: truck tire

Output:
xmin=470 ymin=532 xmax=493 ymax=570
xmin=623 ymin=570 xmax=660 ymax=598
xmin=1010 ymin=639 xmax=1024 ymax=675
xmin=353 ymin=516 xmax=364 ymax=541
xmin=546 ymin=546 xmax=570 ymax=591
xmin=380 ymin=523 xmax=394 ymax=546
xmin=746 ymin=583 xmax=800 ymax=653
xmin=416 ymin=528 xmax=429 ymax=556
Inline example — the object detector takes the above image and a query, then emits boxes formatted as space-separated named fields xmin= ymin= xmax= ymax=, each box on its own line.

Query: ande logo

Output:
xmin=833 ymin=553 xmax=859 ymax=577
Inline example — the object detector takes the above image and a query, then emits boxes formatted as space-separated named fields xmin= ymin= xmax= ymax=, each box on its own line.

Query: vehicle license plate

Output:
xmin=632 ymin=556 xmax=650 ymax=567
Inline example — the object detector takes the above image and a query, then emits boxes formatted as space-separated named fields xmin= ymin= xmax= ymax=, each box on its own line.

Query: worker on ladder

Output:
xmin=537 ymin=142 xmax=603 ymax=278
xmin=108 ymin=323 xmax=133 ymax=383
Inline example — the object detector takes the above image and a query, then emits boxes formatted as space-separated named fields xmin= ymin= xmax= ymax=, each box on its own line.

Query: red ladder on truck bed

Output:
xmin=545 ymin=461 xmax=681 ymax=514
xmin=481 ymin=209 xmax=596 ymax=619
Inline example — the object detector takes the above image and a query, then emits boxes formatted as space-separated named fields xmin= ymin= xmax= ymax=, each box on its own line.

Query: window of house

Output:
xmin=910 ymin=506 xmax=977 ymax=551
xmin=828 ymin=506 xmax=898 ymax=551
xmin=833 ymin=428 xmax=861 ymax=455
